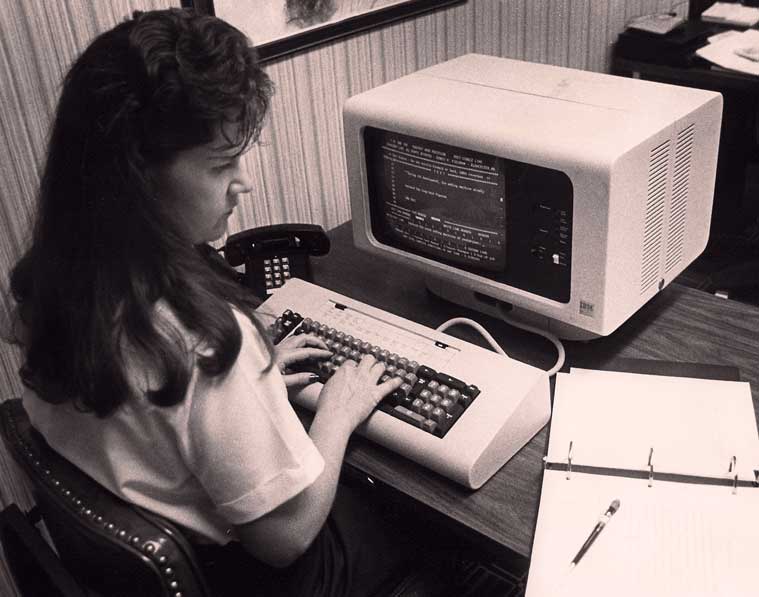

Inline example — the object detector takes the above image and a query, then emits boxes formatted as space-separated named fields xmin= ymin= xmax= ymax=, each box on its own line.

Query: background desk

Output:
xmin=612 ymin=23 xmax=759 ymax=236
xmin=301 ymin=222 xmax=759 ymax=564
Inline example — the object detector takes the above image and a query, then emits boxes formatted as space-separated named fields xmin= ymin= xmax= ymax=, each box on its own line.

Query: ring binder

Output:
xmin=528 ymin=368 xmax=759 ymax=597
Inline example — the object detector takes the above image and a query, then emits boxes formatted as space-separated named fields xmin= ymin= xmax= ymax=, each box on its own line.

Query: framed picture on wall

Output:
xmin=182 ymin=0 xmax=465 ymax=62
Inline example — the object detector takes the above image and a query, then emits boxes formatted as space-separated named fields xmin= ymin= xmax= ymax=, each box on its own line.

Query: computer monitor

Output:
xmin=343 ymin=54 xmax=723 ymax=340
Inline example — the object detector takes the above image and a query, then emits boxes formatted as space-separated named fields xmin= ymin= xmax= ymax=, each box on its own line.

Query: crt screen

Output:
xmin=365 ymin=128 xmax=507 ymax=273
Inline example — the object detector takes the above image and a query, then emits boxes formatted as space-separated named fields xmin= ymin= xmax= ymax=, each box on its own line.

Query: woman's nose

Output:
xmin=231 ymin=166 xmax=253 ymax=195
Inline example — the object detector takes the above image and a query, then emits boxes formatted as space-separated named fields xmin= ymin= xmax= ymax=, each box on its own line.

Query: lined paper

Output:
xmin=527 ymin=470 xmax=759 ymax=597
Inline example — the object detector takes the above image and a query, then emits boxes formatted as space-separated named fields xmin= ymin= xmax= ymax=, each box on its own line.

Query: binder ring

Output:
xmin=566 ymin=441 xmax=573 ymax=480
xmin=730 ymin=456 xmax=738 ymax=495
xmin=647 ymin=447 xmax=654 ymax=487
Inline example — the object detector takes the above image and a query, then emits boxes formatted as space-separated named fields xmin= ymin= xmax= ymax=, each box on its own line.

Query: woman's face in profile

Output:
xmin=152 ymin=127 xmax=254 ymax=244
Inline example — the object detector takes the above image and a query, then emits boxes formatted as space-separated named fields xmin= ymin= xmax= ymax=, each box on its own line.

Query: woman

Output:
xmin=7 ymin=8 xmax=427 ymax=596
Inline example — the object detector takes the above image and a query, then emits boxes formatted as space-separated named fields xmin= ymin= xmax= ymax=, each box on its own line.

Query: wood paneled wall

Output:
xmin=0 ymin=0 xmax=686 ymax=593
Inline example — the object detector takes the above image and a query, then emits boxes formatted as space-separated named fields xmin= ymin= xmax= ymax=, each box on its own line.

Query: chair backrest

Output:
xmin=0 ymin=398 xmax=213 ymax=597
xmin=0 ymin=502 xmax=88 ymax=597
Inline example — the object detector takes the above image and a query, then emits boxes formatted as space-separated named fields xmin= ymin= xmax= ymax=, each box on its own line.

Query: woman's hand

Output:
xmin=317 ymin=354 xmax=403 ymax=433
xmin=273 ymin=334 xmax=332 ymax=388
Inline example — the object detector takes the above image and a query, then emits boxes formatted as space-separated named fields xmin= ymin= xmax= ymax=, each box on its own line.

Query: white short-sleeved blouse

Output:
xmin=23 ymin=305 xmax=325 ymax=544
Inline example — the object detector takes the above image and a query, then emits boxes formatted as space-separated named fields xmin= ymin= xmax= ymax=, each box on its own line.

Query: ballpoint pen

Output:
xmin=569 ymin=499 xmax=620 ymax=569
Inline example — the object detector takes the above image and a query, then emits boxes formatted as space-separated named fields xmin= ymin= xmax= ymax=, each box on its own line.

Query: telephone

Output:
xmin=222 ymin=223 xmax=330 ymax=298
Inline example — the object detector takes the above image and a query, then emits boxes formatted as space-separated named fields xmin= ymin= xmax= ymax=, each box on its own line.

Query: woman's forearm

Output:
xmin=235 ymin=410 xmax=352 ymax=568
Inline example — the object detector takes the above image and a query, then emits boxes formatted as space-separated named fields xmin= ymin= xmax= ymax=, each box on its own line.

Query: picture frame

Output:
xmin=182 ymin=0 xmax=466 ymax=62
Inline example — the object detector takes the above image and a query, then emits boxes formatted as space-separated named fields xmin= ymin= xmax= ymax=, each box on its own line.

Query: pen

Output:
xmin=569 ymin=499 xmax=620 ymax=569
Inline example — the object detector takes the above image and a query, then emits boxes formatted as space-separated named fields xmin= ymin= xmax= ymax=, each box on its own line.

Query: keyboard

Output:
xmin=257 ymin=278 xmax=551 ymax=489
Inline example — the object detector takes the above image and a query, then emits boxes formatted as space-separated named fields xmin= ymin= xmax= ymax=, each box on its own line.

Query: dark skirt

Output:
xmin=194 ymin=482 xmax=445 ymax=597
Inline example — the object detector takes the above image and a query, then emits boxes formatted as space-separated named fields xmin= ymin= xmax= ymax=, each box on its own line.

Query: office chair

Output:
xmin=0 ymin=502 xmax=87 ymax=596
xmin=0 ymin=398 xmax=214 ymax=597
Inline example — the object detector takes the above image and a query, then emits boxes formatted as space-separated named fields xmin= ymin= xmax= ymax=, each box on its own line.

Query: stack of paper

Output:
xmin=701 ymin=2 xmax=759 ymax=27
xmin=696 ymin=29 xmax=759 ymax=75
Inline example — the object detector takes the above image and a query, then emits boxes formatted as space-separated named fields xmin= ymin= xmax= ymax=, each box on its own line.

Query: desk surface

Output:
xmin=612 ymin=20 xmax=759 ymax=92
xmin=306 ymin=222 xmax=759 ymax=561
xmin=613 ymin=55 xmax=759 ymax=93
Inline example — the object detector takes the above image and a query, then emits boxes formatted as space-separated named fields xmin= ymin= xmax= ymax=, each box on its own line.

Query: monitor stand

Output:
xmin=424 ymin=276 xmax=599 ymax=342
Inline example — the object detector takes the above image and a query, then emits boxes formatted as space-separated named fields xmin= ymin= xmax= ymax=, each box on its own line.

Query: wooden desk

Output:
xmin=305 ymin=222 xmax=759 ymax=563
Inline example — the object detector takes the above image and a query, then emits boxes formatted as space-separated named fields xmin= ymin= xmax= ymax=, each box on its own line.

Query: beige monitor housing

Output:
xmin=344 ymin=54 xmax=722 ymax=340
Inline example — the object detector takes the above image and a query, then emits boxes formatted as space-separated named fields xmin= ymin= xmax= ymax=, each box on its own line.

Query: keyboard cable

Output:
xmin=435 ymin=311 xmax=566 ymax=378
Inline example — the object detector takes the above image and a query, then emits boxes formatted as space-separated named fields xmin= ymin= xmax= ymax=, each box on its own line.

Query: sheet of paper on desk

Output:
xmin=696 ymin=29 xmax=759 ymax=75
xmin=525 ymin=471 xmax=759 ymax=597
xmin=545 ymin=369 xmax=759 ymax=480
xmin=701 ymin=2 xmax=759 ymax=27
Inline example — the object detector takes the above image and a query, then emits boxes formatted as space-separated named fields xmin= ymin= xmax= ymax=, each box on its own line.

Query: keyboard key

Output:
xmin=430 ymin=406 xmax=446 ymax=424
xmin=380 ymin=391 xmax=402 ymax=409
xmin=434 ymin=373 xmax=467 ymax=392
xmin=416 ymin=365 xmax=437 ymax=381
xmin=393 ymin=406 xmax=426 ymax=428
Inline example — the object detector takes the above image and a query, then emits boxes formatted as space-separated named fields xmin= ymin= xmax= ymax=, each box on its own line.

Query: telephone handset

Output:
xmin=223 ymin=223 xmax=330 ymax=298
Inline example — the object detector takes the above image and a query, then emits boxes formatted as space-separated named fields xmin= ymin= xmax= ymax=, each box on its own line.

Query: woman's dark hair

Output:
xmin=9 ymin=8 xmax=275 ymax=417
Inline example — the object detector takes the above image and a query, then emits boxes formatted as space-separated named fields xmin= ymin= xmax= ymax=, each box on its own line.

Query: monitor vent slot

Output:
xmin=640 ymin=140 xmax=670 ymax=293
xmin=665 ymin=124 xmax=694 ymax=273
